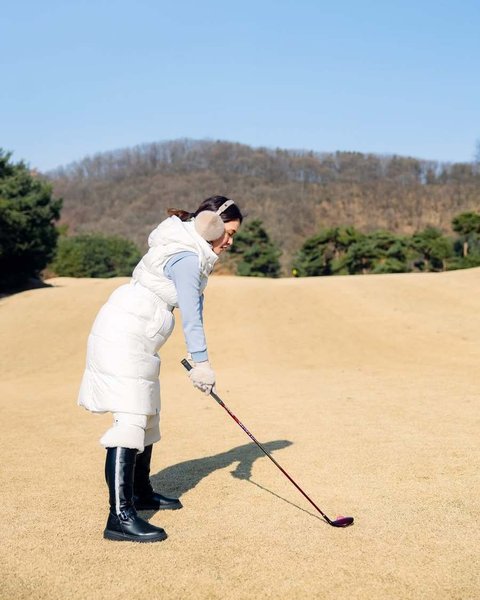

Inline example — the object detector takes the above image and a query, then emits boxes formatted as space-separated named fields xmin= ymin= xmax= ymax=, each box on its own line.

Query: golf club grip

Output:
xmin=180 ymin=358 xmax=332 ymax=523
xmin=181 ymin=358 xmax=193 ymax=371
xmin=181 ymin=358 xmax=221 ymax=404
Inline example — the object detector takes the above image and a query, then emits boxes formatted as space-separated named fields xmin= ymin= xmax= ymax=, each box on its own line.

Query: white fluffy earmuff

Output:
xmin=194 ymin=200 xmax=235 ymax=241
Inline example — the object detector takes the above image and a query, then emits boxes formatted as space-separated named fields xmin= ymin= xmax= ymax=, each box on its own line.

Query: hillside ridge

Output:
xmin=48 ymin=139 xmax=480 ymax=269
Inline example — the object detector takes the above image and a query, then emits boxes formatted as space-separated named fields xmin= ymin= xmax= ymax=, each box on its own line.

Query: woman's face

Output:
xmin=211 ymin=220 xmax=241 ymax=255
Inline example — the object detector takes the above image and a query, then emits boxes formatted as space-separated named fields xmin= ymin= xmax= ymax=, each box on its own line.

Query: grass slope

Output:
xmin=1 ymin=270 xmax=479 ymax=599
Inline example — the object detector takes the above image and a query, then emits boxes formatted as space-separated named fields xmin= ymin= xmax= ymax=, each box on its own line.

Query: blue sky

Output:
xmin=1 ymin=0 xmax=479 ymax=171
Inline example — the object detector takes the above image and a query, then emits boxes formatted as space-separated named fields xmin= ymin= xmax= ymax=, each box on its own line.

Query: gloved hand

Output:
xmin=189 ymin=361 xmax=216 ymax=395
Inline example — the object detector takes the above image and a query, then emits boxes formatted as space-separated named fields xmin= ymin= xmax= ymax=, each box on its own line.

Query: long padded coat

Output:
xmin=77 ymin=216 xmax=218 ymax=415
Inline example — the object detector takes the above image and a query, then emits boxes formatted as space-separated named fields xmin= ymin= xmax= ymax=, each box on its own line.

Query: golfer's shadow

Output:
xmin=146 ymin=440 xmax=323 ymax=521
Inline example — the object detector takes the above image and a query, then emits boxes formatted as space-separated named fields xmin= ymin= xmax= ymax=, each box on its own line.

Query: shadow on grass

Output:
xmin=0 ymin=277 xmax=52 ymax=298
xmin=150 ymin=440 xmax=292 ymax=497
xmin=146 ymin=440 xmax=325 ymax=522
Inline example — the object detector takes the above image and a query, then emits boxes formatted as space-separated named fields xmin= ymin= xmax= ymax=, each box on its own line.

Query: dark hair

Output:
xmin=168 ymin=195 xmax=243 ymax=224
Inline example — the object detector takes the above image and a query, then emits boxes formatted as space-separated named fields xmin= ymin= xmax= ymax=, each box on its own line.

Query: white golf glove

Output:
xmin=189 ymin=361 xmax=216 ymax=395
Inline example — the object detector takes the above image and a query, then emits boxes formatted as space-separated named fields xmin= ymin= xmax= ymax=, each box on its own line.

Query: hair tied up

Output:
xmin=167 ymin=208 xmax=194 ymax=221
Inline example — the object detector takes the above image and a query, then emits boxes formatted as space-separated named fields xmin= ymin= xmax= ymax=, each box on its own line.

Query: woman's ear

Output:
xmin=194 ymin=211 xmax=225 ymax=241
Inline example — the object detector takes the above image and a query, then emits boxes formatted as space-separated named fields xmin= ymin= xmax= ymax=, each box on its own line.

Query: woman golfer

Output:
xmin=78 ymin=196 xmax=243 ymax=542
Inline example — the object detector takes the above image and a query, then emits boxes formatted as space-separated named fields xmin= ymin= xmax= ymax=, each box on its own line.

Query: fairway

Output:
xmin=1 ymin=270 xmax=479 ymax=599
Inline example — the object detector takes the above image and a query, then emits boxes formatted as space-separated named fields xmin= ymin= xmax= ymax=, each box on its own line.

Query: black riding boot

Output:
xmin=133 ymin=444 xmax=182 ymax=511
xmin=104 ymin=447 xmax=168 ymax=542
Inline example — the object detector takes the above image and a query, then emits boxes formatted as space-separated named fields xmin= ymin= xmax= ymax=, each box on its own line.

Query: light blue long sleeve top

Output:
xmin=164 ymin=251 xmax=208 ymax=363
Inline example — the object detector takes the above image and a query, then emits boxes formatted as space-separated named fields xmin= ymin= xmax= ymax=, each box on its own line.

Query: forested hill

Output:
xmin=47 ymin=139 xmax=480 ymax=268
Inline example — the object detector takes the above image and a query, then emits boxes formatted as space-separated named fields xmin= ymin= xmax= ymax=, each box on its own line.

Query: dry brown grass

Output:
xmin=1 ymin=270 xmax=479 ymax=599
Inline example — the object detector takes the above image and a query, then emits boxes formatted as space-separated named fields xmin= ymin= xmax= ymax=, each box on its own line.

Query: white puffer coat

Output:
xmin=77 ymin=216 xmax=218 ymax=415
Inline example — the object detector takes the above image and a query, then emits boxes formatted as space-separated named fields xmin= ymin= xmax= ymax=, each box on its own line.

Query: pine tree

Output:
xmin=451 ymin=212 xmax=480 ymax=257
xmin=449 ymin=211 xmax=480 ymax=269
xmin=292 ymin=227 xmax=361 ymax=276
xmin=345 ymin=231 xmax=411 ymax=275
xmin=228 ymin=219 xmax=281 ymax=277
xmin=0 ymin=150 xmax=62 ymax=291
xmin=410 ymin=227 xmax=453 ymax=272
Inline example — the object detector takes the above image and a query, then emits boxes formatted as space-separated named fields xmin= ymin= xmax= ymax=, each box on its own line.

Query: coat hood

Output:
xmin=147 ymin=216 xmax=219 ymax=277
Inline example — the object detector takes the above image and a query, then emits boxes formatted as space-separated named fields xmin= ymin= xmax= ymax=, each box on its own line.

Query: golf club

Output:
xmin=181 ymin=359 xmax=354 ymax=528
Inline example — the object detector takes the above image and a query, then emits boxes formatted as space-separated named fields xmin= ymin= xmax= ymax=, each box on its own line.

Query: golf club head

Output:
xmin=330 ymin=516 xmax=354 ymax=527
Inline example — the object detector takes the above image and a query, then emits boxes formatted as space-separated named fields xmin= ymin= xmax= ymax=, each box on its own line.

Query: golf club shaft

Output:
xmin=181 ymin=358 xmax=334 ymax=525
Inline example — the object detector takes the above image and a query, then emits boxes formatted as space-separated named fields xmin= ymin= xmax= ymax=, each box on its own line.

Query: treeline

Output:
xmin=3 ymin=142 xmax=480 ymax=292
xmin=50 ymin=138 xmax=480 ymax=185
xmin=48 ymin=139 xmax=480 ymax=271
xmin=291 ymin=212 xmax=480 ymax=277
